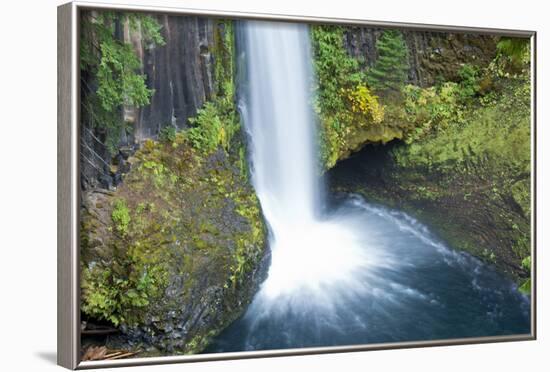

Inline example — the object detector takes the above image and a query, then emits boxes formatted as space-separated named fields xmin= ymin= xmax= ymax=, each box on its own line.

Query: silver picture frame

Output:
xmin=58 ymin=1 xmax=537 ymax=369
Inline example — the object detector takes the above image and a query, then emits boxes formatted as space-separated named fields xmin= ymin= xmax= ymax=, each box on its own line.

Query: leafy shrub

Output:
xmin=311 ymin=26 xmax=362 ymax=115
xmin=342 ymin=84 xmax=385 ymax=124
xmin=186 ymin=20 xmax=240 ymax=156
xmin=188 ymin=102 xmax=235 ymax=154
xmin=81 ymin=11 xmax=165 ymax=154
xmin=158 ymin=126 xmax=177 ymax=143
xmin=457 ymin=64 xmax=480 ymax=101
xmin=111 ymin=198 xmax=131 ymax=236
xmin=82 ymin=261 xmax=166 ymax=326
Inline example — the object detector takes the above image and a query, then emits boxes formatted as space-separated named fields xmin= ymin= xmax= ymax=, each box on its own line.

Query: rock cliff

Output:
xmin=123 ymin=16 xmax=218 ymax=140
xmin=81 ymin=15 xmax=228 ymax=190
xmin=343 ymin=27 xmax=497 ymax=87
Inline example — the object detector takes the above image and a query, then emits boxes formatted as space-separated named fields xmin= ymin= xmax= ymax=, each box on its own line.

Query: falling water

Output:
xmin=239 ymin=21 xmax=319 ymax=223
xmin=237 ymin=20 xmax=375 ymax=301
xmin=207 ymin=21 xmax=530 ymax=352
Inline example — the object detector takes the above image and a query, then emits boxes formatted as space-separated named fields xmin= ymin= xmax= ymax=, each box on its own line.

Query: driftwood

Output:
xmin=82 ymin=346 xmax=140 ymax=361
xmin=82 ymin=346 xmax=107 ymax=361
xmin=104 ymin=351 xmax=140 ymax=360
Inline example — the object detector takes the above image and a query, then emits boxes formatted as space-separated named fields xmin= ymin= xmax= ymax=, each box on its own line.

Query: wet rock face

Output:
xmin=125 ymin=16 xmax=218 ymax=141
xmin=80 ymin=135 xmax=269 ymax=354
xmin=343 ymin=28 xmax=497 ymax=87
xmin=82 ymin=16 xmax=228 ymax=191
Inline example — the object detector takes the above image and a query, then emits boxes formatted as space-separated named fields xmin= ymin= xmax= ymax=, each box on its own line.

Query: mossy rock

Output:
xmin=80 ymin=133 xmax=268 ymax=354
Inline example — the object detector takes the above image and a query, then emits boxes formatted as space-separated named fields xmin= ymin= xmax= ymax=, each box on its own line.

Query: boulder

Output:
xmin=80 ymin=134 xmax=268 ymax=354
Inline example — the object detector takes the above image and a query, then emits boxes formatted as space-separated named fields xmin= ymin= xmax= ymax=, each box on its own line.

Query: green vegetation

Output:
xmin=80 ymin=11 xmax=165 ymax=153
xmin=343 ymin=84 xmax=385 ymax=124
xmin=187 ymin=21 xmax=240 ymax=156
xmin=111 ymin=198 xmax=131 ymax=236
xmin=496 ymin=37 xmax=531 ymax=73
xmin=457 ymin=64 xmax=481 ymax=101
xmin=399 ymin=82 xmax=464 ymax=144
xmin=519 ymin=256 xmax=532 ymax=295
xmin=81 ymin=260 xmax=167 ymax=326
xmin=391 ymin=35 xmax=530 ymax=173
xmin=158 ymin=126 xmax=177 ymax=143
xmin=386 ymin=72 xmax=531 ymax=277
xmin=311 ymin=27 xmax=531 ymax=176
xmin=366 ymin=30 xmax=410 ymax=93
xmin=387 ymin=38 xmax=530 ymax=281
xmin=315 ymin=27 xmax=531 ymax=284
xmin=311 ymin=25 xmax=361 ymax=167
xmin=187 ymin=101 xmax=239 ymax=154
xmin=82 ymin=193 xmax=170 ymax=326
xmin=311 ymin=26 xmax=387 ymax=168
xmin=394 ymin=79 xmax=530 ymax=172
xmin=79 ymin=16 xmax=532 ymax=353
xmin=311 ymin=26 xmax=362 ymax=115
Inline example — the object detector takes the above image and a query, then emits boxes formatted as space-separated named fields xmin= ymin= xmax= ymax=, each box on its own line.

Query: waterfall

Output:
xmin=238 ymin=21 xmax=375 ymax=302
xmin=239 ymin=20 xmax=319 ymax=225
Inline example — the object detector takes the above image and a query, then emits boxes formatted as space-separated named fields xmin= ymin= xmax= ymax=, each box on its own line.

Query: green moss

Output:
xmin=393 ymin=81 xmax=530 ymax=173
xmin=496 ymin=37 xmax=530 ymax=73
xmin=213 ymin=20 xmax=235 ymax=100
xmin=511 ymin=178 xmax=531 ymax=217
xmin=518 ymin=278 xmax=531 ymax=295
xmin=184 ymin=330 xmax=219 ymax=354
xmin=344 ymin=75 xmax=530 ymax=282
xmin=140 ymin=159 xmax=178 ymax=188
xmin=229 ymin=192 xmax=265 ymax=287
xmin=519 ymin=256 xmax=531 ymax=295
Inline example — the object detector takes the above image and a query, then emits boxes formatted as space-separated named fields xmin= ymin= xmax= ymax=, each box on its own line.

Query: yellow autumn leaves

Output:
xmin=341 ymin=84 xmax=385 ymax=125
